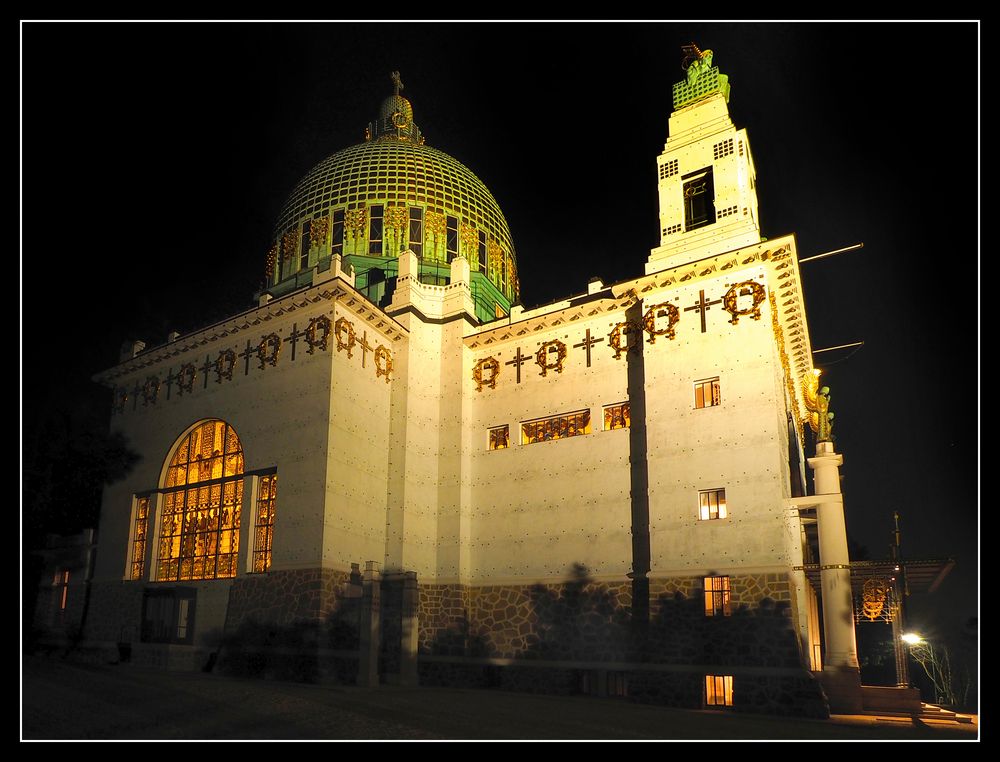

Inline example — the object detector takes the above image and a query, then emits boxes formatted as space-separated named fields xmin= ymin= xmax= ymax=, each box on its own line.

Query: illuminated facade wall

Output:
xmin=84 ymin=61 xmax=822 ymax=711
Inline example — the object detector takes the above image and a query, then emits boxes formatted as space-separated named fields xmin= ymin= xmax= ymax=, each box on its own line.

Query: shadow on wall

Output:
xmin=217 ymin=586 xmax=362 ymax=684
xmin=424 ymin=563 xmax=804 ymax=668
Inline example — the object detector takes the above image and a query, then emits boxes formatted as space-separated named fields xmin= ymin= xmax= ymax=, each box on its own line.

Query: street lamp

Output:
xmin=901 ymin=632 xmax=924 ymax=646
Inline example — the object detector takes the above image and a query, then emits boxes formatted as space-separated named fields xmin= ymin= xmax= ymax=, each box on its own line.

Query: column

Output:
xmin=357 ymin=561 xmax=381 ymax=688
xmin=807 ymin=440 xmax=862 ymax=713
xmin=399 ymin=571 xmax=419 ymax=687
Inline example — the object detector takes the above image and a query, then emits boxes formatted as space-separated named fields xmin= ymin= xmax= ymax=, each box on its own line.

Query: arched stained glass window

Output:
xmin=156 ymin=420 xmax=244 ymax=581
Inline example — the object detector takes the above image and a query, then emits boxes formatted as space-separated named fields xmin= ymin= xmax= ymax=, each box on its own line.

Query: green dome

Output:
xmin=268 ymin=77 xmax=519 ymax=321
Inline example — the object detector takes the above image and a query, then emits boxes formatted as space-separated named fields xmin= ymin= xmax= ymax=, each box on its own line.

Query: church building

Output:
xmin=60 ymin=49 xmax=864 ymax=716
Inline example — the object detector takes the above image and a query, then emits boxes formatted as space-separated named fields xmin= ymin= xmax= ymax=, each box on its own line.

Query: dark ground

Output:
xmin=20 ymin=657 xmax=978 ymax=741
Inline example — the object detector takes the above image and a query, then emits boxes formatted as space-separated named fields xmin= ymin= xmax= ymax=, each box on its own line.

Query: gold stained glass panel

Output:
xmin=488 ymin=425 xmax=509 ymax=450
xmin=155 ymin=420 xmax=244 ymax=581
xmin=252 ymin=474 xmax=277 ymax=573
xmin=129 ymin=496 xmax=149 ymax=580
xmin=520 ymin=410 xmax=591 ymax=445
xmin=603 ymin=403 xmax=631 ymax=431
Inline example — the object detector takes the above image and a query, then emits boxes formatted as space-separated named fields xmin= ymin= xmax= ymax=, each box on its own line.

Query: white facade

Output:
xmin=87 ymin=62 xmax=831 ymax=706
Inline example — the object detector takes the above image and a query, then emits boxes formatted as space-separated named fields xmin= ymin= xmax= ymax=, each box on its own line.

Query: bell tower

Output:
xmin=646 ymin=44 xmax=762 ymax=274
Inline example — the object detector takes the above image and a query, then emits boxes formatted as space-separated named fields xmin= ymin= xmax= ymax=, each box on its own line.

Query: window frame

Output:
xmin=698 ymin=488 xmax=728 ymax=521
xmin=694 ymin=377 xmax=721 ymax=409
xmin=704 ymin=575 xmax=732 ymax=617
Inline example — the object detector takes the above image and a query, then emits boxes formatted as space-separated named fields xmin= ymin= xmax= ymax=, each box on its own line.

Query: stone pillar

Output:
xmin=399 ymin=571 xmax=419 ymax=687
xmin=807 ymin=440 xmax=862 ymax=713
xmin=357 ymin=561 xmax=381 ymax=688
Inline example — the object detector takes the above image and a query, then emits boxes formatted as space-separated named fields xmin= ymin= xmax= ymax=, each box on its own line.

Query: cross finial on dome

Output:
xmin=391 ymin=71 xmax=404 ymax=97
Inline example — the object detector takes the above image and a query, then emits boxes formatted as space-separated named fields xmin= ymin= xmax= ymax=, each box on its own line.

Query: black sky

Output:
xmin=21 ymin=22 xmax=979 ymax=637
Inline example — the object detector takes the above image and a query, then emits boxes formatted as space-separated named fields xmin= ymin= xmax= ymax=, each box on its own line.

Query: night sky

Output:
xmin=21 ymin=22 xmax=978 ymax=640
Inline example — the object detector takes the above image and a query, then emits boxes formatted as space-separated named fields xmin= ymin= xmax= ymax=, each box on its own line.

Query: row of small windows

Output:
xmin=128 ymin=420 xmax=277 ymax=583
xmin=658 ymin=159 xmax=679 ymax=180
xmin=488 ymin=379 xmax=721 ymax=450
xmin=713 ymin=138 xmax=734 ymax=160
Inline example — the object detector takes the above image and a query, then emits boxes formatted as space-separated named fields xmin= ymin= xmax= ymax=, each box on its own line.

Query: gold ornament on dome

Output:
xmin=473 ymin=356 xmax=500 ymax=392
xmin=310 ymin=216 xmax=331 ymax=249
xmin=305 ymin=315 xmax=332 ymax=354
xmin=214 ymin=349 xmax=236 ymax=383
xmin=374 ymin=344 xmax=393 ymax=383
xmin=265 ymin=243 xmax=278 ymax=278
xmin=535 ymin=339 xmax=567 ymax=377
xmin=642 ymin=301 xmax=680 ymax=344
xmin=723 ymin=280 xmax=766 ymax=324
xmin=257 ymin=333 xmax=281 ymax=369
xmin=141 ymin=375 xmax=160 ymax=406
xmin=335 ymin=317 xmax=357 ymax=358
xmin=460 ymin=223 xmax=478 ymax=257
xmin=861 ymin=578 xmax=888 ymax=621
xmin=425 ymin=210 xmax=447 ymax=237
xmin=281 ymin=230 xmax=300 ymax=261
xmin=385 ymin=205 xmax=408 ymax=232
xmin=113 ymin=387 xmax=128 ymax=413
xmin=608 ymin=321 xmax=639 ymax=360
xmin=177 ymin=363 xmax=197 ymax=395
xmin=345 ymin=208 xmax=367 ymax=237
xmin=487 ymin=239 xmax=503 ymax=276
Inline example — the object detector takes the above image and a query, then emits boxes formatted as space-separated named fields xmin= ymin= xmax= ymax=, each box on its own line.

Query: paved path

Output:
xmin=20 ymin=657 xmax=978 ymax=741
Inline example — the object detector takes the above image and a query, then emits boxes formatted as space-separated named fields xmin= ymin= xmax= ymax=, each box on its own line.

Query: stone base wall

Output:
xmin=82 ymin=580 xmax=146 ymax=644
xmin=219 ymin=568 xmax=362 ymax=681
xmin=420 ymin=571 xmax=797 ymax=664
xmin=224 ymin=568 xmax=355 ymax=631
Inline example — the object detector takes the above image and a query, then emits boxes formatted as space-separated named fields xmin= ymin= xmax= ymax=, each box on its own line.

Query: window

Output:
xmin=521 ymin=410 xmax=591 ymax=445
xmin=408 ymin=207 xmax=424 ymax=257
xmin=53 ymin=569 xmax=69 ymax=611
xmin=705 ymin=675 xmax=734 ymax=707
xmin=253 ymin=473 xmax=278 ymax=573
xmin=698 ymin=488 xmax=727 ymax=521
xmin=488 ymin=425 xmax=509 ymax=450
xmin=129 ymin=496 xmax=150 ymax=580
xmin=141 ymin=587 xmax=195 ymax=644
xmin=369 ymin=204 xmax=384 ymax=255
xmin=683 ymin=168 xmax=715 ymax=231
xmin=603 ymin=402 xmax=630 ymax=430
xmin=331 ymin=209 xmax=345 ymax=257
xmin=299 ymin=220 xmax=311 ymax=270
xmin=446 ymin=215 xmax=458 ymax=262
xmin=704 ymin=576 xmax=732 ymax=617
xmin=156 ymin=420 xmax=244 ymax=581
xmin=694 ymin=378 xmax=721 ymax=409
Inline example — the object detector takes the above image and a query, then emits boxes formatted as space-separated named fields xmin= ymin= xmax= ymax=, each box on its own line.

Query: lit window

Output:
xmin=698 ymin=488 xmax=727 ymax=521
xmin=704 ymin=576 xmax=732 ymax=617
xmin=488 ymin=425 xmax=509 ymax=450
xmin=253 ymin=474 xmax=278 ymax=573
xmin=129 ymin=496 xmax=150 ymax=580
xmin=156 ymin=420 xmax=244 ymax=581
xmin=705 ymin=675 xmax=734 ymax=707
xmin=695 ymin=378 xmax=721 ymax=409
xmin=603 ymin=402 xmax=630 ymax=430
xmin=683 ymin=168 xmax=716 ymax=231
xmin=53 ymin=570 xmax=70 ymax=611
xmin=521 ymin=410 xmax=591 ymax=445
